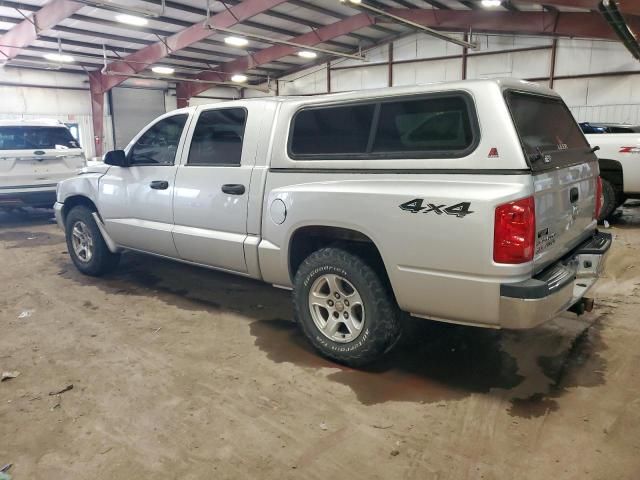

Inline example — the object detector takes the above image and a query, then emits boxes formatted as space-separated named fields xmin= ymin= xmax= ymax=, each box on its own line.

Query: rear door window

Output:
xmin=505 ymin=91 xmax=592 ymax=171
xmin=0 ymin=126 xmax=80 ymax=150
xmin=187 ymin=108 xmax=247 ymax=166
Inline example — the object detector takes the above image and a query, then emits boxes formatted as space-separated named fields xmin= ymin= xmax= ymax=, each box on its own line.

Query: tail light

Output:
xmin=594 ymin=176 xmax=603 ymax=220
xmin=494 ymin=196 xmax=536 ymax=264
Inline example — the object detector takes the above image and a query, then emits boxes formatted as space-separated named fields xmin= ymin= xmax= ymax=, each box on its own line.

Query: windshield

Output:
xmin=505 ymin=91 xmax=589 ymax=162
xmin=0 ymin=126 xmax=80 ymax=150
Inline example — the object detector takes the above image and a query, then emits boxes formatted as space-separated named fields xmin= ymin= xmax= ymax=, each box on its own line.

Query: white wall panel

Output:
xmin=467 ymin=53 xmax=512 ymax=78
xmin=553 ymin=78 xmax=589 ymax=106
xmin=555 ymin=39 xmax=593 ymax=76
xmin=588 ymin=41 xmax=640 ymax=74
xmin=511 ymin=49 xmax=551 ymax=78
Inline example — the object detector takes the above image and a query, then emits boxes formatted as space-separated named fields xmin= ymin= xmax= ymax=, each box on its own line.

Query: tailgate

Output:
xmin=0 ymin=125 xmax=85 ymax=189
xmin=0 ymin=149 xmax=85 ymax=188
xmin=505 ymin=91 xmax=599 ymax=272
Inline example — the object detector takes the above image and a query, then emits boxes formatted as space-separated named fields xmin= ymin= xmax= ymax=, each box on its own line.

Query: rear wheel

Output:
xmin=65 ymin=206 xmax=120 ymax=276
xmin=293 ymin=247 xmax=401 ymax=367
xmin=598 ymin=178 xmax=617 ymax=223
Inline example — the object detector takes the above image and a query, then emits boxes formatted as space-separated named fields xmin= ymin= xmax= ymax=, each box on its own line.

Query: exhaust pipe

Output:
xmin=568 ymin=297 xmax=595 ymax=316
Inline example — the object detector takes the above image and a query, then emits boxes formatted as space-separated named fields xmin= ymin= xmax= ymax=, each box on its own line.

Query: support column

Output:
xmin=549 ymin=37 xmax=558 ymax=89
xmin=461 ymin=33 xmax=469 ymax=80
xmin=388 ymin=42 xmax=393 ymax=87
xmin=326 ymin=62 xmax=331 ymax=93
xmin=89 ymin=72 xmax=105 ymax=159
xmin=176 ymin=82 xmax=191 ymax=109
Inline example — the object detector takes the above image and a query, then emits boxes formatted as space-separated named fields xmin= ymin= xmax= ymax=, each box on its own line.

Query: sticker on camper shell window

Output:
xmin=399 ymin=199 xmax=474 ymax=218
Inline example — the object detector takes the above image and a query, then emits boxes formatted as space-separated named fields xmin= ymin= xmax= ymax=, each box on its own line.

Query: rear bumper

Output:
xmin=0 ymin=188 xmax=57 ymax=208
xmin=499 ymin=231 xmax=612 ymax=329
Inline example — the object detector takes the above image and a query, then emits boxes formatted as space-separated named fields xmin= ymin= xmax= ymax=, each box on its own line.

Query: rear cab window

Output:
xmin=504 ymin=91 xmax=594 ymax=171
xmin=289 ymin=92 xmax=478 ymax=160
xmin=0 ymin=126 xmax=80 ymax=150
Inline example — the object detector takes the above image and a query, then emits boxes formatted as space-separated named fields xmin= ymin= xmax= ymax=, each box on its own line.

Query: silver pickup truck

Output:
xmin=55 ymin=78 xmax=611 ymax=366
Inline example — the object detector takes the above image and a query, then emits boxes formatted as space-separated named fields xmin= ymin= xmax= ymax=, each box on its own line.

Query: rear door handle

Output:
xmin=150 ymin=180 xmax=169 ymax=190
xmin=570 ymin=187 xmax=579 ymax=203
xmin=222 ymin=184 xmax=245 ymax=195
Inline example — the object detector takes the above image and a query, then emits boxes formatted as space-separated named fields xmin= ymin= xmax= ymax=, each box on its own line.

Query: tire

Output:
xmin=65 ymin=205 xmax=120 ymax=276
xmin=293 ymin=247 xmax=401 ymax=367
xmin=598 ymin=178 xmax=617 ymax=223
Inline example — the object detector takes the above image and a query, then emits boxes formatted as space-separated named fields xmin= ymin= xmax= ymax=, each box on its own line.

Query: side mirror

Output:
xmin=104 ymin=150 xmax=129 ymax=167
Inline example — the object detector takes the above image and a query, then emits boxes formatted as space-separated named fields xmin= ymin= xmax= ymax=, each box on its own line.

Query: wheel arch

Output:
xmin=598 ymin=158 xmax=624 ymax=192
xmin=61 ymin=195 xmax=98 ymax=226
xmin=288 ymin=225 xmax=392 ymax=291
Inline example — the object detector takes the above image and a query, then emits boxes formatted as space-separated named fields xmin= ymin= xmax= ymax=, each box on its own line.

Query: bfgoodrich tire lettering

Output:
xmin=293 ymin=247 xmax=401 ymax=366
xmin=65 ymin=205 xmax=120 ymax=276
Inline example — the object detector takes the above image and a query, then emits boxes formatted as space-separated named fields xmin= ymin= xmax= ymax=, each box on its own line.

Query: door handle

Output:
xmin=570 ymin=187 xmax=579 ymax=203
xmin=150 ymin=180 xmax=169 ymax=190
xmin=221 ymin=184 xmax=246 ymax=195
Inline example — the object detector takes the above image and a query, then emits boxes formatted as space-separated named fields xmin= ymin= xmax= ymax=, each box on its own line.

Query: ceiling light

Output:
xmin=152 ymin=66 xmax=175 ymax=75
xmin=43 ymin=53 xmax=74 ymax=63
xmin=481 ymin=0 xmax=502 ymax=6
xmin=298 ymin=50 xmax=318 ymax=59
xmin=339 ymin=0 xmax=362 ymax=4
xmin=231 ymin=74 xmax=247 ymax=83
xmin=115 ymin=14 xmax=149 ymax=26
xmin=225 ymin=36 xmax=249 ymax=47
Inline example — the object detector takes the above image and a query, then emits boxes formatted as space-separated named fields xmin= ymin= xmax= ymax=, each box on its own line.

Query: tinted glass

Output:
xmin=506 ymin=92 xmax=588 ymax=157
xmin=0 ymin=126 xmax=80 ymax=150
xmin=187 ymin=108 xmax=246 ymax=166
xmin=290 ymin=104 xmax=375 ymax=156
xmin=129 ymin=114 xmax=188 ymax=166
xmin=372 ymin=96 xmax=473 ymax=153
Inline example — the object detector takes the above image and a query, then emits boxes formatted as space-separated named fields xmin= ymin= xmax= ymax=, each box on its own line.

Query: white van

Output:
xmin=0 ymin=119 xmax=86 ymax=209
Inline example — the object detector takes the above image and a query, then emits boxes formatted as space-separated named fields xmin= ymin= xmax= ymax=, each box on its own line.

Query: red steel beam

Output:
xmin=513 ymin=0 xmax=640 ymax=16
xmin=383 ymin=9 xmax=640 ymax=40
xmin=0 ymin=0 xmax=82 ymax=61
xmin=98 ymin=0 xmax=289 ymax=92
xmin=89 ymin=71 xmax=106 ymax=158
xmin=178 ymin=12 xmax=376 ymax=101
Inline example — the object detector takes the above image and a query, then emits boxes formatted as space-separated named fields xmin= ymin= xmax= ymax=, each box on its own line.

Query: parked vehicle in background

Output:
xmin=580 ymin=122 xmax=640 ymax=134
xmin=581 ymin=123 xmax=640 ymax=220
xmin=54 ymin=79 xmax=611 ymax=366
xmin=0 ymin=119 xmax=86 ymax=210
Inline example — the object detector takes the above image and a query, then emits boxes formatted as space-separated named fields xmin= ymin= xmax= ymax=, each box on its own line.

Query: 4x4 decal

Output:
xmin=399 ymin=199 xmax=474 ymax=218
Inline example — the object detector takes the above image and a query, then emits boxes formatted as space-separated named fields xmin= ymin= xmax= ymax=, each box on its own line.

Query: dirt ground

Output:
xmin=1 ymin=204 xmax=639 ymax=480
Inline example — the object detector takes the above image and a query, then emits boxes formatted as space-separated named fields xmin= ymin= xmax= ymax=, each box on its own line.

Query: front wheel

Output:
xmin=293 ymin=247 xmax=401 ymax=367
xmin=65 ymin=205 xmax=120 ymax=276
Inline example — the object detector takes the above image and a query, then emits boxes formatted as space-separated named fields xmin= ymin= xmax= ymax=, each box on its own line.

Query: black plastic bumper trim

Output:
xmin=500 ymin=231 xmax=612 ymax=300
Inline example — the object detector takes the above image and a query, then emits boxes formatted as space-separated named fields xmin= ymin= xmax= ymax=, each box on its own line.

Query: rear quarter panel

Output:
xmin=260 ymin=172 xmax=534 ymax=326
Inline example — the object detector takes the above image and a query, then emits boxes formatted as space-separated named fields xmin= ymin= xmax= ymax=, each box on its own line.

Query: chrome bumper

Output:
xmin=499 ymin=231 xmax=612 ymax=329
xmin=54 ymin=202 xmax=64 ymax=229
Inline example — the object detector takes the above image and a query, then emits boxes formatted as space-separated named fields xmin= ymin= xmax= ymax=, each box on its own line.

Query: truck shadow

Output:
xmin=56 ymin=250 xmax=608 ymax=417
xmin=0 ymin=207 xmax=56 ymax=228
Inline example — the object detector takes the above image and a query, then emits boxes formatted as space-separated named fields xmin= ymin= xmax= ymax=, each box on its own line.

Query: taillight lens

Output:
xmin=494 ymin=196 xmax=536 ymax=264
xmin=594 ymin=176 xmax=603 ymax=220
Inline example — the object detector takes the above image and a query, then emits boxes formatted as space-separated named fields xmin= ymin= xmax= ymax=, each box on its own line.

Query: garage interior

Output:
xmin=1 ymin=0 xmax=640 ymax=479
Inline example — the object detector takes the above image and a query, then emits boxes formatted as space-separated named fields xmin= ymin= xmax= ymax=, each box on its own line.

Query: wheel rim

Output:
xmin=308 ymin=274 xmax=365 ymax=343
xmin=71 ymin=221 xmax=94 ymax=263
